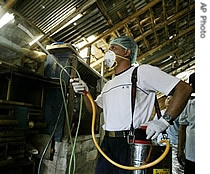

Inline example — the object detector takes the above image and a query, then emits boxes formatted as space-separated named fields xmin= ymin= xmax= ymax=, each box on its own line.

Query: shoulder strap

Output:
xmin=131 ymin=67 xmax=168 ymax=138
xmin=154 ymin=95 xmax=162 ymax=119
xmin=154 ymin=95 xmax=167 ymax=135
xmin=130 ymin=66 xmax=138 ymax=131
xmin=130 ymin=67 xmax=164 ymax=127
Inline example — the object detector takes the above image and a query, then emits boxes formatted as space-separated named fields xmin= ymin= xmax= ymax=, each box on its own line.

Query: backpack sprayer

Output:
xmin=84 ymin=90 xmax=171 ymax=172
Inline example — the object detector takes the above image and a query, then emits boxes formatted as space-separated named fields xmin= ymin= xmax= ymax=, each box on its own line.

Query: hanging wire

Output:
xmin=37 ymin=79 xmax=66 ymax=174
xmin=18 ymin=23 xmax=85 ymax=174
xmin=59 ymin=66 xmax=83 ymax=174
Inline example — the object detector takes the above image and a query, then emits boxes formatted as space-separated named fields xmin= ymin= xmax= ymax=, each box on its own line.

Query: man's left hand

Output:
xmin=146 ymin=117 xmax=170 ymax=140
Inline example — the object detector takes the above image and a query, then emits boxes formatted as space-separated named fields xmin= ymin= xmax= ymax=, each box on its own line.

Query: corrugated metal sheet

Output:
xmin=14 ymin=0 xmax=88 ymax=34
xmin=1 ymin=0 xmax=195 ymax=78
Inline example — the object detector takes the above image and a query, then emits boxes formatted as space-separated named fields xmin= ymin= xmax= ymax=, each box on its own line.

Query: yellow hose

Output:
xmin=86 ymin=92 xmax=170 ymax=170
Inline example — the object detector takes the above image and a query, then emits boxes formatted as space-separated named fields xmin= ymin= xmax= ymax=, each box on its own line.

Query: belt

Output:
xmin=105 ymin=129 xmax=149 ymax=141
xmin=105 ymin=130 xmax=129 ymax=138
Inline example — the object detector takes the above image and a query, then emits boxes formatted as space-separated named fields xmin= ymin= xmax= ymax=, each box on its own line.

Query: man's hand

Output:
xmin=146 ymin=117 xmax=170 ymax=140
xmin=70 ymin=78 xmax=89 ymax=95
xmin=177 ymin=151 xmax=186 ymax=167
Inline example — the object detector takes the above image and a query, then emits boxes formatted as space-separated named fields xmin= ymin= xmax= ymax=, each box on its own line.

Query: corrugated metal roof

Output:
xmin=14 ymin=0 xmax=89 ymax=34
xmin=0 ymin=0 xmax=195 ymax=78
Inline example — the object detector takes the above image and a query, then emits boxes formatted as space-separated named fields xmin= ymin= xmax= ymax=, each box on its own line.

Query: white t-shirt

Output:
xmin=95 ymin=64 xmax=180 ymax=131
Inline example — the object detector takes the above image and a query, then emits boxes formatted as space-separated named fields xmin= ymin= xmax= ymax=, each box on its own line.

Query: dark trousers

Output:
xmin=184 ymin=159 xmax=195 ymax=174
xmin=95 ymin=136 xmax=132 ymax=174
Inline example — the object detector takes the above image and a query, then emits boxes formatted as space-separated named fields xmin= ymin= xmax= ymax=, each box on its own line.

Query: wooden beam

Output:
xmin=148 ymin=48 xmax=179 ymax=65
xmin=136 ymin=25 xmax=195 ymax=62
xmin=80 ymin=0 xmax=161 ymax=50
xmin=135 ymin=3 xmax=195 ymax=42
xmin=89 ymin=2 xmax=194 ymax=72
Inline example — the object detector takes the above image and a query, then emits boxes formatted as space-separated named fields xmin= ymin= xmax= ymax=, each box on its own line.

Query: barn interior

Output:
xmin=0 ymin=0 xmax=195 ymax=173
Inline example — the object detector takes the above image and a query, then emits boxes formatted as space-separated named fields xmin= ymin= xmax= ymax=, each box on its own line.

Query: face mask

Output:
xmin=104 ymin=50 xmax=130 ymax=68
xmin=104 ymin=50 xmax=116 ymax=68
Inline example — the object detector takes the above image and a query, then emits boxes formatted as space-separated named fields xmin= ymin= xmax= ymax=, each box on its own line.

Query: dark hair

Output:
xmin=189 ymin=72 xmax=195 ymax=92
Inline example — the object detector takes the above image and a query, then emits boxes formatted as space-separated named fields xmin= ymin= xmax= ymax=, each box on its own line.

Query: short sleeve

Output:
xmin=178 ymin=106 xmax=189 ymax=126
xmin=95 ymin=93 xmax=103 ymax=108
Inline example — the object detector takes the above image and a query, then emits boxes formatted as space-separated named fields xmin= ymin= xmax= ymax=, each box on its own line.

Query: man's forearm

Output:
xmin=178 ymin=125 xmax=186 ymax=153
xmin=83 ymin=94 xmax=102 ymax=115
xmin=165 ymin=81 xmax=192 ymax=120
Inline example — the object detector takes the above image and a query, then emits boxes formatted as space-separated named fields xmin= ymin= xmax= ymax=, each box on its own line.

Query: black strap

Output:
xmin=154 ymin=95 xmax=167 ymax=135
xmin=154 ymin=95 xmax=162 ymax=119
xmin=131 ymin=66 xmax=167 ymax=136
xmin=130 ymin=66 xmax=138 ymax=131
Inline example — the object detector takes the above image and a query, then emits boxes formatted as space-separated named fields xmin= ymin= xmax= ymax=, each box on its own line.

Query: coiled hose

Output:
xmin=85 ymin=91 xmax=170 ymax=170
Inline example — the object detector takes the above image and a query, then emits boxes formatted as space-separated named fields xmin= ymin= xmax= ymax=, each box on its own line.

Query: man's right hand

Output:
xmin=70 ymin=78 xmax=89 ymax=95
xmin=177 ymin=151 xmax=185 ymax=167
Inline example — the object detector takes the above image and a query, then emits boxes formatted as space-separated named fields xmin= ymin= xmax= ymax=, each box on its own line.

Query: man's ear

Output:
xmin=124 ymin=49 xmax=131 ymax=58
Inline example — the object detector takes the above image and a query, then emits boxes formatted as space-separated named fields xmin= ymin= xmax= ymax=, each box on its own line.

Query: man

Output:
xmin=178 ymin=72 xmax=195 ymax=174
xmin=71 ymin=36 xmax=192 ymax=174
xmin=153 ymin=94 xmax=184 ymax=174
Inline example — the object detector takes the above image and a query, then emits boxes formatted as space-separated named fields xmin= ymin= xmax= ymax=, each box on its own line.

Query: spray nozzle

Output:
xmin=70 ymin=78 xmax=89 ymax=95
xmin=69 ymin=78 xmax=80 ymax=83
